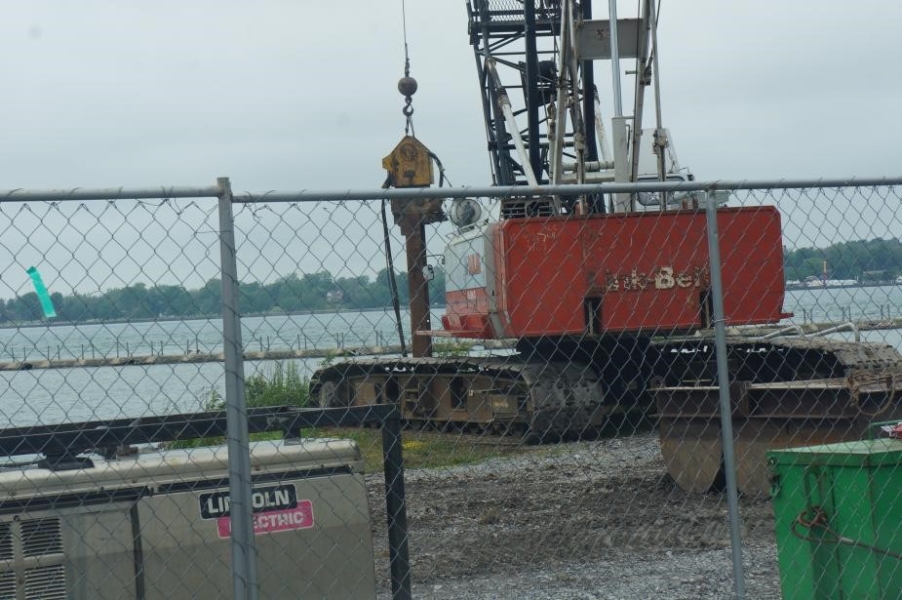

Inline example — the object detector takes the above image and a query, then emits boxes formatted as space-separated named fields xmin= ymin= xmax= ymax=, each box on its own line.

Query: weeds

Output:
xmin=432 ymin=341 xmax=473 ymax=357
xmin=167 ymin=361 xmax=309 ymax=448
xmin=245 ymin=361 xmax=310 ymax=408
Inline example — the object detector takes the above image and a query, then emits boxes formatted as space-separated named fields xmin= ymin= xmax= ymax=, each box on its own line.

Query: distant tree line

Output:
xmin=784 ymin=238 xmax=902 ymax=282
xmin=7 ymin=237 xmax=896 ymax=323
xmin=0 ymin=269 xmax=447 ymax=324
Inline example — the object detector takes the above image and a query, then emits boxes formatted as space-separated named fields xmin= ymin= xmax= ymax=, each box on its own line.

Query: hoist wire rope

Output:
xmin=381 ymin=0 xmax=416 ymax=357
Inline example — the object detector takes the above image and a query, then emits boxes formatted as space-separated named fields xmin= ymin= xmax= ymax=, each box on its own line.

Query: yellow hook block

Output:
xmin=382 ymin=135 xmax=434 ymax=188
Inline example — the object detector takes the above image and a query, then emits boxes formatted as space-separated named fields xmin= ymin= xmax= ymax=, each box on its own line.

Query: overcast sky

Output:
xmin=1 ymin=1 xmax=901 ymax=298
xmin=3 ymin=0 xmax=901 ymax=192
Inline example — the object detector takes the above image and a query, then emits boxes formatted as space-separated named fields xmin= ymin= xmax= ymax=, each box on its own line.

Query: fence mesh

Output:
xmin=0 ymin=181 xmax=901 ymax=598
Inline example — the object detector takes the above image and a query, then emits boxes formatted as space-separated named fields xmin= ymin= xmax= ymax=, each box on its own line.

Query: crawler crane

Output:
xmin=312 ymin=0 xmax=902 ymax=496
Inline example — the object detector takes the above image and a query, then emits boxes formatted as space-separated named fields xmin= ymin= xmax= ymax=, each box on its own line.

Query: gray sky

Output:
xmin=4 ymin=0 xmax=901 ymax=191
xmin=1 ymin=1 xmax=901 ymax=298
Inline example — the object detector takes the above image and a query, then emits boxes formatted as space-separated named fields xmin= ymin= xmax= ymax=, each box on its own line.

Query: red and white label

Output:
xmin=216 ymin=500 xmax=314 ymax=539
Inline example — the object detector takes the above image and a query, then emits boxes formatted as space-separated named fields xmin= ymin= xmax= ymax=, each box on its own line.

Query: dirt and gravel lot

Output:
xmin=368 ymin=434 xmax=783 ymax=599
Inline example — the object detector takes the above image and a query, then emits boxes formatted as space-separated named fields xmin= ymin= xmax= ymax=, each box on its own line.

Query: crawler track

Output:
xmin=312 ymin=336 xmax=902 ymax=496
xmin=653 ymin=336 xmax=902 ymax=496
xmin=310 ymin=355 xmax=645 ymax=441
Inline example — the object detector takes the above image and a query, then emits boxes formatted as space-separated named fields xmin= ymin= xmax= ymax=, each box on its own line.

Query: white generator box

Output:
xmin=0 ymin=438 xmax=376 ymax=599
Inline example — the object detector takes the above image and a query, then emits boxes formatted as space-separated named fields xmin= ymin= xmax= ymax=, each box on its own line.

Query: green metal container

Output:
xmin=768 ymin=439 xmax=902 ymax=600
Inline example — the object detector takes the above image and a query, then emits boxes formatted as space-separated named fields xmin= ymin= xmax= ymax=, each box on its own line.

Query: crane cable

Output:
xmin=382 ymin=0 xmax=415 ymax=357
xmin=401 ymin=0 xmax=415 ymax=137
xmin=381 ymin=196 xmax=407 ymax=358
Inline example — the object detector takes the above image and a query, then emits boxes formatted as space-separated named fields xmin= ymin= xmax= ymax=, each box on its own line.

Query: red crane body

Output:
xmin=442 ymin=207 xmax=789 ymax=339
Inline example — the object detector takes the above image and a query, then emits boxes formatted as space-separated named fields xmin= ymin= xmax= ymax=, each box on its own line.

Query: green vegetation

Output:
xmin=433 ymin=340 xmax=475 ymax=357
xmin=8 ymin=239 xmax=900 ymax=323
xmin=784 ymin=238 xmax=902 ymax=282
xmin=0 ymin=268 xmax=446 ymax=324
xmin=169 ymin=362 xmax=310 ymax=449
xmin=244 ymin=362 xmax=309 ymax=408
xmin=170 ymin=360 xmax=523 ymax=471
xmin=310 ymin=428 xmax=523 ymax=473
xmin=197 ymin=361 xmax=311 ymax=413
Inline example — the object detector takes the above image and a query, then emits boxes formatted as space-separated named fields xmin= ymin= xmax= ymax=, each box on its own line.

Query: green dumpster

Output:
xmin=768 ymin=438 xmax=902 ymax=600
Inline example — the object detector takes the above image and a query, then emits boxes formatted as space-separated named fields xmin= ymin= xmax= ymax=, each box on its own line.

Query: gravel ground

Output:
xmin=368 ymin=434 xmax=783 ymax=599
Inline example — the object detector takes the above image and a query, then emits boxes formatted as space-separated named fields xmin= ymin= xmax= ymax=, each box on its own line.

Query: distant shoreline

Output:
xmin=3 ymin=283 xmax=901 ymax=330
xmin=0 ymin=305 xmax=447 ymax=331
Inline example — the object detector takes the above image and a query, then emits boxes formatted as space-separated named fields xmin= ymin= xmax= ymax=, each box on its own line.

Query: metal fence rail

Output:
xmin=0 ymin=177 xmax=901 ymax=599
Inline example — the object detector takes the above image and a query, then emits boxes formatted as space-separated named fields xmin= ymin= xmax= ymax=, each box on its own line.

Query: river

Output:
xmin=0 ymin=287 xmax=900 ymax=427
xmin=0 ymin=308 xmax=435 ymax=426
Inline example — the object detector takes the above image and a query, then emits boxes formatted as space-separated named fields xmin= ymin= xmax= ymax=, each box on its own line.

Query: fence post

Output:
xmin=218 ymin=176 xmax=259 ymax=600
xmin=382 ymin=407 xmax=412 ymax=600
xmin=704 ymin=193 xmax=746 ymax=599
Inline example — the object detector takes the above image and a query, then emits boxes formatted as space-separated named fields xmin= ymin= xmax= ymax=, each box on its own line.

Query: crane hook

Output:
xmin=399 ymin=75 xmax=417 ymax=116
xmin=398 ymin=75 xmax=417 ymax=132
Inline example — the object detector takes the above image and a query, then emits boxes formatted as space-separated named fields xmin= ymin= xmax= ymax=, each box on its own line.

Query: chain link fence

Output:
xmin=0 ymin=178 xmax=900 ymax=599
